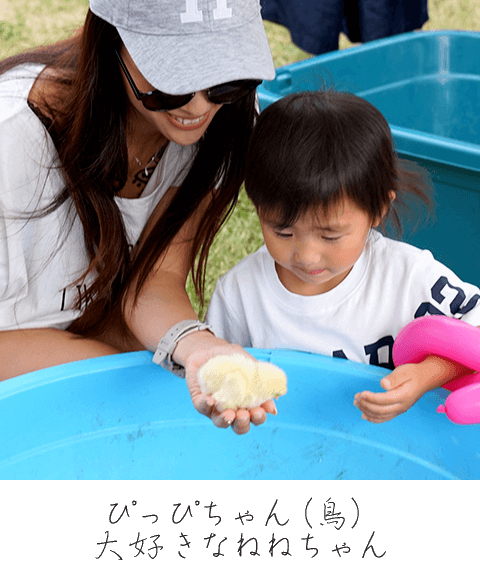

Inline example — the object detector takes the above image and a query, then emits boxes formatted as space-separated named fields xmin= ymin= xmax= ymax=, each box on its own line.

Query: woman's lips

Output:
xmin=166 ymin=111 xmax=210 ymax=130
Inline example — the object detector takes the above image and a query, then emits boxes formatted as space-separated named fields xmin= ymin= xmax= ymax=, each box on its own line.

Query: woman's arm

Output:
xmin=123 ymin=187 xmax=214 ymax=350
xmin=123 ymin=190 xmax=276 ymax=434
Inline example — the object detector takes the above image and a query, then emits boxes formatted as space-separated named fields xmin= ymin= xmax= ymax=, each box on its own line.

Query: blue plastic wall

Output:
xmin=0 ymin=350 xmax=478 ymax=480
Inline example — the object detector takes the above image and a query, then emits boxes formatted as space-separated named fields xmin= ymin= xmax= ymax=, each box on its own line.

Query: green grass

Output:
xmin=2 ymin=0 xmax=480 ymax=317
xmin=0 ymin=0 xmax=88 ymax=60
xmin=186 ymin=188 xmax=263 ymax=317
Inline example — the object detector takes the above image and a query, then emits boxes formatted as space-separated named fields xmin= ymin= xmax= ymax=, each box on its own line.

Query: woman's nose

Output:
xmin=183 ymin=91 xmax=218 ymax=114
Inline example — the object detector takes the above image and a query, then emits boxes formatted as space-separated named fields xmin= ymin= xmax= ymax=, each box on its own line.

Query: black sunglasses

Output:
xmin=115 ymin=50 xmax=261 ymax=112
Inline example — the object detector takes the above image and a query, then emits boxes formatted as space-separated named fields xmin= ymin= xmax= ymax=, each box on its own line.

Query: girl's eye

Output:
xmin=322 ymin=236 xmax=341 ymax=242
xmin=274 ymin=231 xmax=292 ymax=239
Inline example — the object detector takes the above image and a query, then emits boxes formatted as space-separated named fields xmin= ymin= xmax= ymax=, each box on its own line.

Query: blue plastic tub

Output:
xmin=0 ymin=350 xmax=478 ymax=480
xmin=258 ymin=31 xmax=480 ymax=284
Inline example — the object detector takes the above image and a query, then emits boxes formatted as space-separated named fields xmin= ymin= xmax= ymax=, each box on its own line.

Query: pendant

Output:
xmin=132 ymin=163 xmax=157 ymax=188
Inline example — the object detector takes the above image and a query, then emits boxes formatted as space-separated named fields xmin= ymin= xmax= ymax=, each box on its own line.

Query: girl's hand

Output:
xmin=182 ymin=340 xmax=277 ymax=435
xmin=353 ymin=363 xmax=427 ymax=423
xmin=353 ymin=354 xmax=471 ymax=423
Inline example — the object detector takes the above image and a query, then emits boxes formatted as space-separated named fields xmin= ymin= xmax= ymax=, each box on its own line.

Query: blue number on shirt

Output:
xmin=333 ymin=350 xmax=348 ymax=359
xmin=332 ymin=336 xmax=395 ymax=369
xmin=431 ymin=276 xmax=480 ymax=314
xmin=414 ymin=275 xmax=480 ymax=318
xmin=364 ymin=335 xmax=395 ymax=369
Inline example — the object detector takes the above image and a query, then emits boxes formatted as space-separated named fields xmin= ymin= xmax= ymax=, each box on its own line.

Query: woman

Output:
xmin=0 ymin=0 xmax=276 ymax=434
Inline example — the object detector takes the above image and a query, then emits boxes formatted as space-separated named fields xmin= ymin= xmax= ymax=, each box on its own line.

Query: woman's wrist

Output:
xmin=172 ymin=328 xmax=221 ymax=367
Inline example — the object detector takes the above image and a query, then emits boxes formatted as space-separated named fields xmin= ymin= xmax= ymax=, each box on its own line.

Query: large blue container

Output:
xmin=0 ymin=350 xmax=477 ymax=480
xmin=258 ymin=31 xmax=480 ymax=285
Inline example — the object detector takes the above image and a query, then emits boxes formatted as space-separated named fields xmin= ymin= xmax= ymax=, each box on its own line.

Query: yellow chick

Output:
xmin=198 ymin=354 xmax=287 ymax=410
xmin=241 ymin=361 xmax=287 ymax=409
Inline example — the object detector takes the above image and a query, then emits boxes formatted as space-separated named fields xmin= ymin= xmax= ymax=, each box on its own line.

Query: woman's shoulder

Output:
xmin=0 ymin=63 xmax=70 ymax=128
xmin=0 ymin=64 xmax=45 ymax=117
xmin=0 ymin=64 xmax=63 ymax=201
xmin=0 ymin=75 xmax=52 ymax=156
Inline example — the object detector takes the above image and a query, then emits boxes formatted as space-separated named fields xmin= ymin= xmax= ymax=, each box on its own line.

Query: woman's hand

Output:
xmin=181 ymin=338 xmax=277 ymax=435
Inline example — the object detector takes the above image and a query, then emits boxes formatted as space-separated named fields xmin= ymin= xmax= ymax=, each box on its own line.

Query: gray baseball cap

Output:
xmin=89 ymin=0 xmax=276 ymax=94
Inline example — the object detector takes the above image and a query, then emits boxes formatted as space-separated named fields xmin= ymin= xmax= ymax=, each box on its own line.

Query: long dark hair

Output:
xmin=245 ymin=90 xmax=431 ymax=231
xmin=0 ymin=10 xmax=256 ymax=337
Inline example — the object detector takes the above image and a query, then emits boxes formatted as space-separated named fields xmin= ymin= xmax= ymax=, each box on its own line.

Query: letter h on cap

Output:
xmin=181 ymin=0 xmax=233 ymax=23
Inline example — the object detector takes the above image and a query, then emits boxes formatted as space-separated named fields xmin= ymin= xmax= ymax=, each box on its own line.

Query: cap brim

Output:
xmin=118 ymin=17 xmax=275 ymax=94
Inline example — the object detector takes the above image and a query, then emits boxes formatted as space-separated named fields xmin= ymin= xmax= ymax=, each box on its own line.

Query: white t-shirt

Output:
xmin=0 ymin=65 xmax=196 ymax=330
xmin=205 ymin=230 xmax=480 ymax=369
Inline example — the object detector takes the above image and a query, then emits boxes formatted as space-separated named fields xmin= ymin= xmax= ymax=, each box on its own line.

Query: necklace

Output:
xmin=134 ymin=144 xmax=166 ymax=178
xmin=132 ymin=144 xmax=168 ymax=190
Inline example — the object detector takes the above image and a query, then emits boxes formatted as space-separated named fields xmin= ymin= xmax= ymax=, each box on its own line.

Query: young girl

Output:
xmin=205 ymin=90 xmax=480 ymax=423
xmin=0 ymin=0 xmax=276 ymax=434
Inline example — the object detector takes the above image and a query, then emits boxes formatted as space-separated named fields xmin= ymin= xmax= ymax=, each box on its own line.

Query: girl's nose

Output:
xmin=294 ymin=239 xmax=322 ymax=266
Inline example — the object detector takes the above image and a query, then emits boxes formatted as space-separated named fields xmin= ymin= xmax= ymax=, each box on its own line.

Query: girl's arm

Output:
xmin=123 ymin=190 xmax=276 ymax=435
xmin=353 ymin=355 xmax=471 ymax=423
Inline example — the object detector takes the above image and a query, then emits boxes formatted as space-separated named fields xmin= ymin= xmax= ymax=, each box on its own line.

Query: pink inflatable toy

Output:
xmin=392 ymin=316 xmax=480 ymax=425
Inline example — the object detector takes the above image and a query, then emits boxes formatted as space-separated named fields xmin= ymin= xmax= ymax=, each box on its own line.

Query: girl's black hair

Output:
xmin=245 ymin=90 xmax=431 ymax=231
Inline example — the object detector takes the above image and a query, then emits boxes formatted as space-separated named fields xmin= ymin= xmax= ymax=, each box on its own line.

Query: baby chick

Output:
xmin=198 ymin=353 xmax=287 ymax=410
